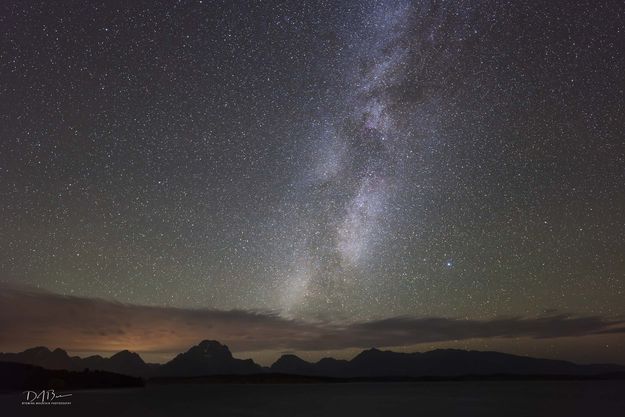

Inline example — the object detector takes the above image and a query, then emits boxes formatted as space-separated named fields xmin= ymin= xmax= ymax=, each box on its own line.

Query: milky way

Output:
xmin=1 ymin=0 xmax=624 ymax=335
xmin=277 ymin=1 xmax=417 ymax=315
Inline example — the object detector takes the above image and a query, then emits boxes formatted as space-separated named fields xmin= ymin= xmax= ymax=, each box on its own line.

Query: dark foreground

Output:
xmin=0 ymin=362 xmax=144 ymax=391
xmin=2 ymin=380 xmax=625 ymax=417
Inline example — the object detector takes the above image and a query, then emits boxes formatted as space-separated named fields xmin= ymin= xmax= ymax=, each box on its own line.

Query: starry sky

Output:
xmin=1 ymin=0 xmax=624 ymax=364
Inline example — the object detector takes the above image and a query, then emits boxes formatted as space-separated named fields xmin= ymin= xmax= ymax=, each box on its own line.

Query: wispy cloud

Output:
xmin=1 ymin=283 xmax=624 ymax=355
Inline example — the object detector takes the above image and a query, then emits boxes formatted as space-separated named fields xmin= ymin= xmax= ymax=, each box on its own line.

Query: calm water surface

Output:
xmin=2 ymin=381 xmax=624 ymax=417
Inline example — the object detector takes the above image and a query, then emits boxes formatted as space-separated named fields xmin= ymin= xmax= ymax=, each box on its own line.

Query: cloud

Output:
xmin=1 ymin=283 xmax=624 ymax=355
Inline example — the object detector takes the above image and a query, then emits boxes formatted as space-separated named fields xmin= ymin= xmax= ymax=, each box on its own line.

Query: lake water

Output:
xmin=2 ymin=380 xmax=625 ymax=416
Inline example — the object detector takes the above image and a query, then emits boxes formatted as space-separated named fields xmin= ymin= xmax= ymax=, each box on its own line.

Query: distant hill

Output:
xmin=270 ymin=348 xmax=625 ymax=377
xmin=2 ymin=341 xmax=624 ymax=380
xmin=0 ymin=361 xmax=144 ymax=391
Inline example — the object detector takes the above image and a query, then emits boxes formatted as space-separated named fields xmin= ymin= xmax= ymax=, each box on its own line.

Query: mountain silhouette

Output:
xmin=2 ymin=342 xmax=624 ymax=380
xmin=270 ymin=348 xmax=624 ymax=377
xmin=0 ymin=347 xmax=77 ymax=372
xmin=158 ymin=340 xmax=262 ymax=377
xmin=84 ymin=349 xmax=153 ymax=377
xmin=271 ymin=354 xmax=317 ymax=375
xmin=0 ymin=346 xmax=153 ymax=377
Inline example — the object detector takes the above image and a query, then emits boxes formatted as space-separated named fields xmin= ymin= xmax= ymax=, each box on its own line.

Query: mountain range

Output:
xmin=269 ymin=348 xmax=624 ymax=377
xmin=1 ymin=340 xmax=623 ymax=379
xmin=0 ymin=346 xmax=158 ymax=377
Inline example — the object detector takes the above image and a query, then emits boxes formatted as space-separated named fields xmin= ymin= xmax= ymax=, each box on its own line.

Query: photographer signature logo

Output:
xmin=21 ymin=389 xmax=72 ymax=406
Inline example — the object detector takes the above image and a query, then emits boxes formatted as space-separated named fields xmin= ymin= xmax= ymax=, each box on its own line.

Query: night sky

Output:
xmin=1 ymin=0 xmax=624 ymax=364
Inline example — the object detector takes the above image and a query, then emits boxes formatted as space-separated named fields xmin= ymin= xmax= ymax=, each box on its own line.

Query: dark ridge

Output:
xmin=0 ymin=361 xmax=144 ymax=391
xmin=270 ymin=349 xmax=625 ymax=378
